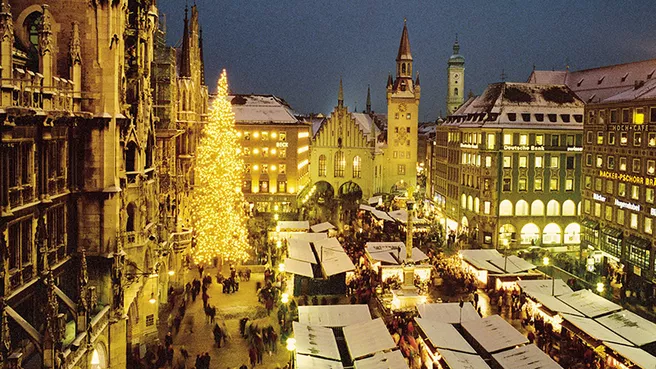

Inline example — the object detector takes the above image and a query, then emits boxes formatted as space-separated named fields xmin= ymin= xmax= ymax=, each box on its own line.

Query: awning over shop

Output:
xmin=437 ymin=349 xmax=491 ymax=369
xmin=560 ymin=313 xmax=632 ymax=345
xmin=283 ymin=258 xmax=314 ymax=278
xmin=603 ymin=342 xmax=656 ymax=369
xmin=525 ymin=292 xmax=583 ymax=316
xmin=343 ymin=318 xmax=396 ymax=360
xmin=487 ymin=255 xmax=537 ymax=274
xmin=371 ymin=209 xmax=395 ymax=222
xmin=625 ymin=234 xmax=652 ymax=250
xmin=288 ymin=239 xmax=316 ymax=263
xmin=601 ymin=226 xmax=623 ymax=238
xmin=517 ymin=279 xmax=573 ymax=297
xmin=557 ymin=289 xmax=622 ymax=318
xmin=365 ymin=242 xmax=406 ymax=253
xmin=459 ymin=250 xmax=505 ymax=274
xmin=415 ymin=318 xmax=476 ymax=354
xmin=581 ymin=218 xmax=600 ymax=229
xmin=292 ymin=322 xmax=340 ymax=361
xmin=398 ymin=247 xmax=429 ymax=263
xmin=596 ymin=310 xmax=656 ymax=346
xmin=296 ymin=354 xmax=344 ymax=369
xmin=298 ymin=305 xmax=371 ymax=327
xmin=368 ymin=195 xmax=383 ymax=205
xmin=492 ymin=344 xmax=562 ymax=369
xmin=289 ymin=232 xmax=328 ymax=242
xmin=359 ymin=204 xmax=376 ymax=212
xmin=311 ymin=222 xmax=336 ymax=233
xmin=461 ymin=315 xmax=529 ymax=354
xmin=417 ymin=302 xmax=481 ymax=324
xmin=277 ymin=220 xmax=310 ymax=231
xmin=353 ymin=350 xmax=408 ymax=369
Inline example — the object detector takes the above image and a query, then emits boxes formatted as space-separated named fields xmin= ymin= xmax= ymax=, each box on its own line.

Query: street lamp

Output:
xmin=149 ymin=293 xmax=156 ymax=304
xmin=281 ymin=293 xmax=289 ymax=304
xmin=167 ymin=270 xmax=175 ymax=276
xmin=596 ymin=282 xmax=605 ymax=294
xmin=278 ymin=263 xmax=285 ymax=273
xmin=543 ymin=257 xmax=555 ymax=296
xmin=286 ymin=337 xmax=296 ymax=368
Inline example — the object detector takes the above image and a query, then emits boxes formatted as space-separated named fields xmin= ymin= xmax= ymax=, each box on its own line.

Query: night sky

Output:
xmin=158 ymin=1 xmax=656 ymax=121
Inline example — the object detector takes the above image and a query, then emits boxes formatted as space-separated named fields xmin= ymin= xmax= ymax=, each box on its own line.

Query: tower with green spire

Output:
xmin=447 ymin=35 xmax=465 ymax=115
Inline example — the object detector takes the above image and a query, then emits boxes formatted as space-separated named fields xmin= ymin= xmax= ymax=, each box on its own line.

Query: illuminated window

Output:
xmin=534 ymin=178 xmax=543 ymax=191
xmin=634 ymin=132 xmax=642 ymax=146
xmin=397 ymin=164 xmax=406 ymax=175
xmin=503 ymin=156 xmax=512 ymax=168
xmin=617 ymin=209 xmax=624 ymax=225
xmin=630 ymin=213 xmax=638 ymax=229
xmin=531 ymin=200 xmax=544 ymax=215
xmin=649 ymin=132 xmax=656 ymax=147
xmin=584 ymin=199 xmax=591 ymax=214
xmin=594 ymin=202 xmax=601 ymax=217
xmin=245 ymin=164 xmax=251 ymax=173
xmin=620 ymin=132 xmax=628 ymax=145
xmin=608 ymin=156 xmax=615 ymax=169
xmin=484 ymin=201 xmax=491 ymax=214
xmin=519 ymin=134 xmax=528 ymax=146
xmin=605 ymin=180 xmax=614 ymax=194
xmin=262 ymin=164 xmax=268 ymax=174
xmin=619 ymin=157 xmax=627 ymax=171
xmin=518 ymin=178 xmax=527 ymax=192
xmin=243 ymin=148 xmax=251 ymax=157
xmin=259 ymin=180 xmax=269 ymax=193
xmin=279 ymin=148 xmax=287 ymax=158
xmin=278 ymin=164 xmax=286 ymax=174
xmin=634 ymin=108 xmax=645 ymax=124
xmin=516 ymin=200 xmax=529 ymax=215
xmin=596 ymin=155 xmax=603 ymax=168
xmin=503 ymin=134 xmax=513 ymax=145
xmin=279 ymin=132 xmax=286 ymax=141
xmin=262 ymin=148 xmax=268 ymax=157
xmin=619 ymin=182 xmax=626 ymax=197
xmin=334 ymin=151 xmax=345 ymax=177
xmin=519 ymin=156 xmax=527 ymax=168
xmin=550 ymin=178 xmax=559 ymax=191
xmin=535 ymin=134 xmax=544 ymax=146
xmin=475 ymin=197 xmax=480 ymax=213
xmin=633 ymin=158 xmax=641 ymax=173
xmin=487 ymin=133 xmax=496 ymax=149
xmin=543 ymin=223 xmax=561 ymax=244
xmin=406 ymin=113 xmax=411 ymax=120
xmin=608 ymin=132 xmax=615 ymax=145
xmin=535 ymin=156 xmax=543 ymax=168
xmin=352 ymin=156 xmax=361 ymax=178
xmin=261 ymin=132 xmax=269 ymax=140
xmin=318 ymin=155 xmax=326 ymax=177
xmin=547 ymin=200 xmax=560 ymax=216
xmin=597 ymin=131 xmax=604 ymax=145
xmin=595 ymin=178 xmax=602 ymax=192
xmin=499 ymin=200 xmax=513 ymax=216
xmin=485 ymin=156 xmax=492 ymax=168
xmin=598 ymin=110 xmax=606 ymax=124
xmin=605 ymin=205 xmax=613 ymax=221
xmin=468 ymin=196 xmax=473 ymax=211
xmin=277 ymin=181 xmax=287 ymax=193
xmin=565 ymin=179 xmax=573 ymax=191
xmin=632 ymin=185 xmax=640 ymax=200
xmin=584 ymin=175 xmax=591 ymax=189
xmin=550 ymin=156 xmax=559 ymax=168
xmin=645 ymin=218 xmax=653 ymax=234
xmin=647 ymin=188 xmax=654 ymax=204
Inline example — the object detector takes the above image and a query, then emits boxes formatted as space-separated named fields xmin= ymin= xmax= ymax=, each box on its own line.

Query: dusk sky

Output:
xmin=158 ymin=1 xmax=656 ymax=121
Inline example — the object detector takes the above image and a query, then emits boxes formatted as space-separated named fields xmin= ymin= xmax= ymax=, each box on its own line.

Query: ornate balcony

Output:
xmin=169 ymin=228 xmax=192 ymax=252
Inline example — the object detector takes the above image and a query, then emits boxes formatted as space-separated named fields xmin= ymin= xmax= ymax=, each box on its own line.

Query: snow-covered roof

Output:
xmin=602 ymin=77 xmax=656 ymax=103
xmin=277 ymin=221 xmax=310 ymax=231
xmin=557 ymin=289 xmax=622 ymax=318
xmin=398 ymin=247 xmax=429 ymax=263
xmin=459 ymin=250 xmax=505 ymax=274
xmin=527 ymin=70 xmax=568 ymax=85
xmin=486 ymin=255 xmax=537 ymax=274
xmin=368 ymin=251 xmax=399 ymax=264
xmin=283 ymin=258 xmax=314 ymax=278
xmin=229 ymin=94 xmax=301 ymax=124
xmin=288 ymin=239 xmax=316 ymax=264
xmin=437 ymin=350 xmax=491 ymax=369
xmin=293 ymin=322 xmax=341 ymax=361
xmin=604 ymin=342 xmax=656 ymax=369
xmin=296 ymin=354 xmax=344 ymax=369
xmin=561 ymin=313 xmax=632 ymax=345
xmin=517 ymin=279 xmax=573 ymax=297
xmin=321 ymin=248 xmax=355 ymax=276
xmin=366 ymin=242 xmax=406 ymax=253
xmin=353 ymin=350 xmax=408 ymax=369
xmin=461 ymin=315 xmax=529 ymax=354
xmin=343 ymin=318 xmax=396 ymax=360
xmin=289 ymin=232 xmax=328 ymax=242
xmin=352 ymin=112 xmax=376 ymax=138
xmin=525 ymin=292 xmax=583 ymax=316
xmin=298 ymin=305 xmax=371 ymax=327
xmin=417 ymin=302 xmax=481 ymax=324
xmin=415 ymin=318 xmax=476 ymax=353
xmin=313 ymin=237 xmax=343 ymax=251
xmin=492 ymin=344 xmax=562 ymax=369
xmin=368 ymin=195 xmax=383 ymax=205
xmin=311 ymin=222 xmax=336 ymax=233
xmin=596 ymin=310 xmax=656 ymax=346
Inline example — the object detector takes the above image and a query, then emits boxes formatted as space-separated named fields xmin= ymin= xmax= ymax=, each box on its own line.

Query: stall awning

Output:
xmin=365 ymin=242 xmax=406 ymax=253
xmin=398 ymin=247 xmax=429 ymax=263
xmin=417 ymin=302 xmax=481 ymax=324
xmin=298 ymin=305 xmax=372 ymax=327
xmin=596 ymin=310 xmax=656 ymax=346
xmin=353 ymin=350 xmax=408 ymax=369
xmin=343 ymin=318 xmax=396 ymax=360
xmin=581 ymin=218 xmax=600 ymax=229
xmin=314 ymin=237 xmax=343 ymax=251
xmin=601 ymin=226 xmax=623 ymax=238
xmin=557 ymin=289 xmax=622 ymax=318
xmin=288 ymin=239 xmax=317 ymax=263
xmin=492 ymin=344 xmax=562 ymax=369
xmin=277 ymin=220 xmax=310 ymax=231
xmin=561 ymin=313 xmax=632 ymax=345
xmin=359 ymin=204 xmax=376 ymax=212
xmin=293 ymin=322 xmax=341 ymax=361
xmin=371 ymin=209 xmax=394 ymax=221
xmin=296 ymin=354 xmax=344 ymax=369
xmin=461 ymin=315 xmax=529 ymax=354
xmin=367 ymin=251 xmax=399 ymax=265
xmin=487 ymin=255 xmax=537 ymax=274
xmin=283 ymin=258 xmax=314 ymax=278
xmin=526 ymin=292 xmax=583 ymax=316
xmin=437 ymin=349 xmax=491 ymax=369
xmin=415 ymin=318 xmax=476 ymax=354
xmin=603 ymin=342 xmax=656 ymax=369
xmin=311 ymin=222 xmax=336 ymax=233
xmin=517 ymin=279 xmax=573 ymax=297
xmin=368 ymin=195 xmax=383 ymax=205
xmin=625 ymin=234 xmax=652 ymax=250
xmin=290 ymin=232 xmax=328 ymax=242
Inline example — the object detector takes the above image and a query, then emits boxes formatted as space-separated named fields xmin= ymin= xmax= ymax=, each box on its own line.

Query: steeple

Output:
xmin=199 ymin=26 xmax=205 ymax=85
xmin=365 ymin=85 xmax=371 ymax=114
xmin=338 ymin=78 xmax=344 ymax=108
xmin=396 ymin=19 xmax=413 ymax=78
xmin=387 ymin=73 xmax=393 ymax=88
xmin=415 ymin=72 xmax=420 ymax=86
xmin=453 ymin=33 xmax=460 ymax=55
xmin=180 ymin=5 xmax=191 ymax=78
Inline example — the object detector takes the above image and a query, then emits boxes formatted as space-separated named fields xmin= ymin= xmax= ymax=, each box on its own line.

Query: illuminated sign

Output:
xmin=276 ymin=142 xmax=289 ymax=148
xmin=503 ymin=145 xmax=544 ymax=151
xmin=608 ymin=124 xmax=652 ymax=132
xmin=567 ymin=147 xmax=583 ymax=152
xmin=599 ymin=170 xmax=656 ymax=186
xmin=614 ymin=199 xmax=640 ymax=212
xmin=593 ymin=193 xmax=607 ymax=202
xmin=460 ymin=143 xmax=478 ymax=149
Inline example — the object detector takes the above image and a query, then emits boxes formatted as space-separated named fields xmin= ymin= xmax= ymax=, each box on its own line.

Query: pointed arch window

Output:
xmin=334 ymin=151 xmax=345 ymax=177
xmin=402 ymin=63 xmax=406 ymax=75
xmin=318 ymin=155 xmax=326 ymax=177
xmin=25 ymin=12 xmax=42 ymax=49
xmin=352 ymin=156 xmax=361 ymax=178
xmin=126 ymin=203 xmax=136 ymax=232
xmin=454 ymin=87 xmax=459 ymax=96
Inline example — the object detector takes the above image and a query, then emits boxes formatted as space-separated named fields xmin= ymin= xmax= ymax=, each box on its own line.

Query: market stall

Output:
xmin=353 ymin=350 xmax=408 ymax=369
xmin=298 ymin=305 xmax=372 ymax=327
xmin=521 ymin=291 xmax=583 ymax=333
xmin=292 ymin=322 xmax=341 ymax=361
xmin=311 ymin=222 xmax=336 ymax=233
xmin=603 ymin=341 xmax=656 ymax=369
xmin=596 ymin=310 xmax=656 ymax=347
xmin=287 ymin=238 xmax=317 ymax=264
xmin=492 ymin=344 xmax=562 ymax=369
xmin=517 ymin=279 xmax=573 ymax=297
xmin=417 ymin=302 xmax=481 ymax=324
xmin=461 ymin=315 xmax=529 ymax=354
xmin=560 ymin=313 xmax=632 ymax=346
xmin=343 ymin=318 xmax=396 ymax=360
xmin=296 ymin=354 xmax=344 ymax=369
xmin=415 ymin=318 xmax=476 ymax=354
xmin=436 ymin=349 xmax=491 ymax=369
xmin=556 ymin=289 xmax=622 ymax=318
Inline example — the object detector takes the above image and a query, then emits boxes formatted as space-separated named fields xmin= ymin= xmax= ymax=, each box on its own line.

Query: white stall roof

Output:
xmin=290 ymin=232 xmax=328 ymax=242
xmin=398 ymin=247 xmax=429 ymax=262
xmin=437 ymin=349 xmax=491 ymax=369
xmin=597 ymin=310 xmax=656 ymax=346
xmin=526 ymin=292 xmax=583 ymax=316
xmin=343 ymin=318 xmax=396 ymax=360
xmin=557 ymin=290 xmax=622 ymax=318
xmin=487 ymin=255 xmax=537 ymax=274
xmin=296 ymin=354 xmax=344 ymax=369
xmin=311 ymin=222 xmax=336 ymax=233
xmin=277 ymin=220 xmax=310 ymax=231
xmin=561 ymin=313 xmax=632 ymax=345
xmin=387 ymin=209 xmax=429 ymax=224
xmin=461 ymin=315 xmax=529 ymax=353
xmin=321 ymin=248 xmax=355 ymax=276
xmin=283 ymin=258 xmax=314 ymax=278
xmin=353 ymin=350 xmax=408 ymax=369
xmin=604 ymin=342 xmax=656 ymax=369
xmin=415 ymin=318 xmax=476 ymax=354
xmin=518 ymin=279 xmax=573 ymax=297
xmin=372 ymin=209 xmax=395 ymax=221
xmin=417 ymin=302 xmax=481 ymax=324
xmin=366 ymin=242 xmax=406 ymax=253
xmin=288 ymin=239 xmax=316 ymax=263
xmin=368 ymin=251 xmax=399 ymax=264
xmin=298 ymin=305 xmax=371 ymax=327
xmin=359 ymin=204 xmax=376 ymax=212
xmin=314 ymin=237 xmax=343 ymax=251
xmin=293 ymin=322 xmax=341 ymax=361
xmin=368 ymin=195 xmax=383 ymax=205
xmin=492 ymin=344 xmax=562 ymax=369
xmin=459 ymin=250 xmax=505 ymax=273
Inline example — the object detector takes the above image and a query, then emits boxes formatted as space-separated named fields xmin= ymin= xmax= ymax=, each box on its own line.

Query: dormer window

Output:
xmin=621 ymin=73 xmax=629 ymax=82
xmin=597 ymin=76 xmax=605 ymax=85
xmin=535 ymin=114 xmax=544 ymax=122
xmin=521 ymin=113 xmax=530 ymax=122
xmin=507 ymin=113 xmax=516 ymax=121
xmin=649 ymin=70 xmax=655 ymax=79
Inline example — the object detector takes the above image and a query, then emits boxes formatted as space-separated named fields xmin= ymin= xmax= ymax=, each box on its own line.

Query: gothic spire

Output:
xmin=338 ymin=77 xmax=343 ymax=108
xmin=396 ymin=18 xmax=412 ymax=61
xmin=366 ymin=85 xmax=371 ymax=114
xmin=387 ymin=73 xmax=393 ymax=88
xmin=453 ymin=33 xmax=460 ymax=55
xmin=415 ymin=72 xmax=420 ymax=86
xmin=180 ymin=5 xmax=191 ymax=78
xmin=199 ymin=26 xmax=206 ymax=85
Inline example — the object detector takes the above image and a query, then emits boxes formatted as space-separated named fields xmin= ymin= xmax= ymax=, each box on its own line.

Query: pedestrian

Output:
xmin=473 ymin=291 xmax=479 ymax=308
xmin=213 ymin=323 xmax=223 ymax=348
xmin=249 ymin=344 xmax=257 ymax=368
xmin=165 ymin=331 xmax=173 ymax=348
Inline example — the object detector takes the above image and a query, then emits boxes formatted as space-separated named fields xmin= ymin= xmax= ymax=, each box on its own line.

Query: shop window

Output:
xmin=534 ymin=178 xmax=543 ymax=191
xmin=564 ymin=223 xmax=581 ymax=244
xmin=520 ymin=223 xmax=540 ymax=245
xmin=543 ymin=223 xmax=561 ymax=244
xmin=531 ymin=200 xmax=544 ymax=215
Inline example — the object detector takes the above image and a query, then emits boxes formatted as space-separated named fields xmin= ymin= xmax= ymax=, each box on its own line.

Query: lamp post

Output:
xmin=286 ymin=337 xmax=296 ymax=368
xmin=543 ymin=257 xmax=555 ymax=296
xmin=596 ymin=282 xmax=605 ymax=294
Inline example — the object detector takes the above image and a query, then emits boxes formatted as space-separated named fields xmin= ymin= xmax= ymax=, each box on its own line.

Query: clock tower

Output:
xmin=447 ymin=37 xmax=465 ymax=115
xmin=385 ymin=19 xmax=420 ymax=193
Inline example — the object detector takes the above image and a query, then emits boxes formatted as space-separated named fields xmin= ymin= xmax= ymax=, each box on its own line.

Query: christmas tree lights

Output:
xmin=192 ymin=70 xmax=250 ymax=264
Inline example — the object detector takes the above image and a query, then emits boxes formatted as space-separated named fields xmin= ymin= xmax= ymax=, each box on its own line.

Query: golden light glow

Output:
xmin=278 ymin=263 xmax=285 ymax=272
xmin=281 ymin=293 xmax=289 ymax=303
xmin=635 ymin=112 xmax=645 ymax=124
xmin=286 ymin=337 xmax=296 ymax=351
xmin=168 ymin=270 xmax=175 ymax=276
xmin=192 ymin=70 xmax=250 ymax=264
xmin=271 ymin=132 xmax=278 ymax=138
xmin=253 ymin=165 xmax=259 ymax=170
xmin=297 ymin=145 xmax=309 ymax=154
xmin=91 ymin=349 xmax=100 ymax=365
xmin=297 ymin=159 xmax=309 ymax=169
xmin=298 ymin=131 xmax=309 ymax=138
xmin=271 ymin=148 xmax=277 ymax=155
xmin=253 ymin=132 xmax=260 ymax=138
xmin=237 ymin=131 xmax=242 ymax=137
xmin=253 ymin=148 xmax=260 ymax=154
xmin=271 ymin=165 xmax=277 ymax=171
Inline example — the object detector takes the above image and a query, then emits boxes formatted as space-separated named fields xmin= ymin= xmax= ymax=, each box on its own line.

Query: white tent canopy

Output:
xmin=277 ymin=220 xmax=310 ymax=231
xmin=298 ymin=305 xmax=371 ymax=327
xmin=366 ymin=242 xmax=406 ymax=253
xmin=311 ymin=222 xmax=336 ymax=233
xmin=398 ymin=247 xmax=429 ymax=263
xmin=292 ymin=322 xmax=341 ymax=361
xmin=296 ymin=354 xmax=344 ymax=369
xmin=359 ymin=204 xmax=376 ymax=212
xmin=604 ymin=342 xmax=656 ymax=369
xmin=417 ymin=302 xmax=481 ymax=324
xmin=288 ymin=239 xmax=316 ymax=263
xmin=343 ymin=318 xmax=396 ymax=360
xmin=388 ymin=209 xmax=428 ymax=224
xmin=437 ymin=349 xmax=491 ymax=369
xmin=560 ymin=313 xmax=632 ymax=345
xmin=461 ymin=315 xmax=529 ymax=354
xmin=290 ymin=233 xmax=328 ymax=242
xmin=371 ymin=209 xmax=394 ymax=222
xmin=368 ymin=195 xmax=383 ymax=205
xmin=492 ymin=344 xmax=562 ymax=369
xmin=321 ymin=247 xmax=355 ymax=276
xmin=314 ymin=237 xmax=343 ymax=251
xmin=459 ymin=250 xmax=505 ymax=273
xmin=487 ymin=255 xmax=537 ymax=274
xmin=596 ymin=310 xmax=656 ymax=346
xmin=368 ymin=251 xmax=399 ymax=264
xmin=353 ymin=350 xmax=408 ymax=369
xmin=526 ymin=292 xmax=583 ymax=316
xmin=283 ymin=258 xmax=314 ymax=278
xmin=557 ymin=290 xmax=622 ymax=318
xmin=414 ymin=318 xmax=476 ymax=354
xmin=518 ymin=279 xmax=573 ymax=297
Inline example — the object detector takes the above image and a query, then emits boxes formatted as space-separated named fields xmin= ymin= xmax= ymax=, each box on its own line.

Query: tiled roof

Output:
xmin=227 ymin=94 xmax=300 ymax=124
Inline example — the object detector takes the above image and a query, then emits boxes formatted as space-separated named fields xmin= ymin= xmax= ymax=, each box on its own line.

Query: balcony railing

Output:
xmin=170 ymin=228 xmax=193 ymax=251
xmin=2 ymin=68 xmax=75 ymax=111
xmin=8 ymin=185 xmax=35 ymax=209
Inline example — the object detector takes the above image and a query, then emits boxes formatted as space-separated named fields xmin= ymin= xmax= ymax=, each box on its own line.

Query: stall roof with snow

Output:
xmin=557 ymin=289 xmax=622 ymax=318
xmin=283 ymin=258 xmax=314 ymax=278
xmin=561 ymin=313 xmax=632 ymax=345
xmin=292 ymin=322 xmax=341 ymax=361
xmin=417 ymin=302 xmax=481 ymax=324
xmin=372 ymin=209 xmax=395 ymax=221
xmin=320 ymin=248 xmax=355 ymax=276
xmin=311 ymin=222 xmax=336 ymax=233
xmin=415 ymin=318 xmax=476 ymax=354
xmin=492 ymin=344 xmax=562 ymax=369
xmin=288 ymin=239 xmax=316 ymax=263
xmin=277 ymin=220 xmax=310 ymax=231
xmin=359 ymin=204 xmax=376 ymax=212
xmin=343 ymin=318 xmax=397 ymax=360
xmin=367 ymin=195 xmax=383 ymax=205
xmin=486 ymin=255 xmax=537 ymax=274
xmin=459 ymin=250 xmax=505 ymax=273
xmin=437 ymin=349 xmax=491 ymax=369
xmin=596 ymin=310 xmax=656 ymax=346
xmin=518 ymin=279 xmax=573 ymax=297
xmin=525 ymin=291 xmax=583 ymax=316
xmin=289 ymin=232 xmax=328 ymax=242
xmin=295 ymin=354 xmax=344 ymax=369
xmin=298 ymin=305 xmax=372 ymax=327
xmin=353 ymin=350 xmax=408 ymax=369
xmin=461 ymin=315 xmax=529 ymax=353
xmin=603 ymin=342 xmax=656 ymax=369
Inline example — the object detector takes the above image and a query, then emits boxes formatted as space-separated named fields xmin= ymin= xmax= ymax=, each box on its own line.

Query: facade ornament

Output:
xmin=0 ymin=230 xmax=7 ymax=297
xmin=0 ymin=298 xmax=10 ymax=361
xmin=38 ymin=4 xmax=53 ymax=56
xmin=36 ymin=213 xmax=48 ymax=275
xmin=0 ymin=0 xmax=14 ymax=43
xmin=44 ymin=270 xmax=63 ymax=347
xmin=77 ymin=248 xmax=89 ymax=313
xmin=69 ymin=22 xmax=81 ymax=65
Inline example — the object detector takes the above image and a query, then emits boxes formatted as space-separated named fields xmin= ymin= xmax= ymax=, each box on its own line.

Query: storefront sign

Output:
xmin=503 ymin=145 xmax=544 ymax=151
xmin=567 ymin=147 xmax=583 ymax=152
xmin=460 ymin=143 xmax=478 ymax=149
xmin=276 ymin=142 xmax=289 ymax=148
xmin=609 ymin=124 xmax=651 ymax=132
xmin=614 ymin=199 xmax=641 ymax=212
xmin=593 ymin=193 xmax=607 ymax=202
xmin=599 ymin=170 xmax=656 ymax=186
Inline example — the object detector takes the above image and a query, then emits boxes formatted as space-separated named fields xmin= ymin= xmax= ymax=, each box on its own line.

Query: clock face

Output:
xmin=398 ymin=103 xmax=407 ymax=112
xmin=453 ymin=73 xmax=460 ymax=80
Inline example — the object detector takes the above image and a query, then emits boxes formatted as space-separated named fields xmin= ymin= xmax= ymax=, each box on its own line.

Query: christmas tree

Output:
xmin=192 ymin=70 xmax=250 ymax=264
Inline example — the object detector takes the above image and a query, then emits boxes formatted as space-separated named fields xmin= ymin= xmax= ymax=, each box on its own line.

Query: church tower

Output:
xmin=385 ymin=20 xmax=420 ymax=193
xmin=446 ymin=36 xmax=465 ymax=114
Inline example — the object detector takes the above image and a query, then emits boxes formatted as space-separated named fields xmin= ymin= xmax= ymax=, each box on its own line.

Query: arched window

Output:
xmin=578 ymin=201 xmax=582 ymax=216
xmin=461 ymin=194 xmax=467 ymax=209
xmin=352 ymin=156 xmax=361 ymax=178
xmin=402 ymin=63 xmax=406 ymax=75
xmin=546 ymin=200 xmax=560 ymax=216
xmin=126 ymin=143 xmax=137 ymax=172
xmin=145 ymin=135 xmax=154 ymax=169
xmin=467 ymin=195 xmax=473 ymax=211
xmin=499 ymin=199 xmax=513 ymax=216
xmin=520 ymin=223 xmax=540 ymax=245
xmin=24 ymin=12 xmax=42 ymax=49
xmin=499 ymin=224 xmax=516 ymax=246
xmin=454 ymin=87 xmax=459 ymax=96
xmin=543 ymin=223 xmax=562 ymax=244
xmin=531 ymin=200 xmax=544 ymax=216
xmin=334 ymin=151 xmax=345 ymax=177
xmin=126 ymin=203 xmax=136 ymax=232
xmin=408 ymin=64 xmax=412 ymax=75
xmin=318 ymin=155 xmax=326 ymax=177
xmin=562 ymin=200 xmax=576 ymax=216
xmin=474 ymin=197 xmax=480 ymax=213
xmin=515 ymin=200 xmax=529 ymax=216
xmin=564 ymin=223 xmax=580 ymax=244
